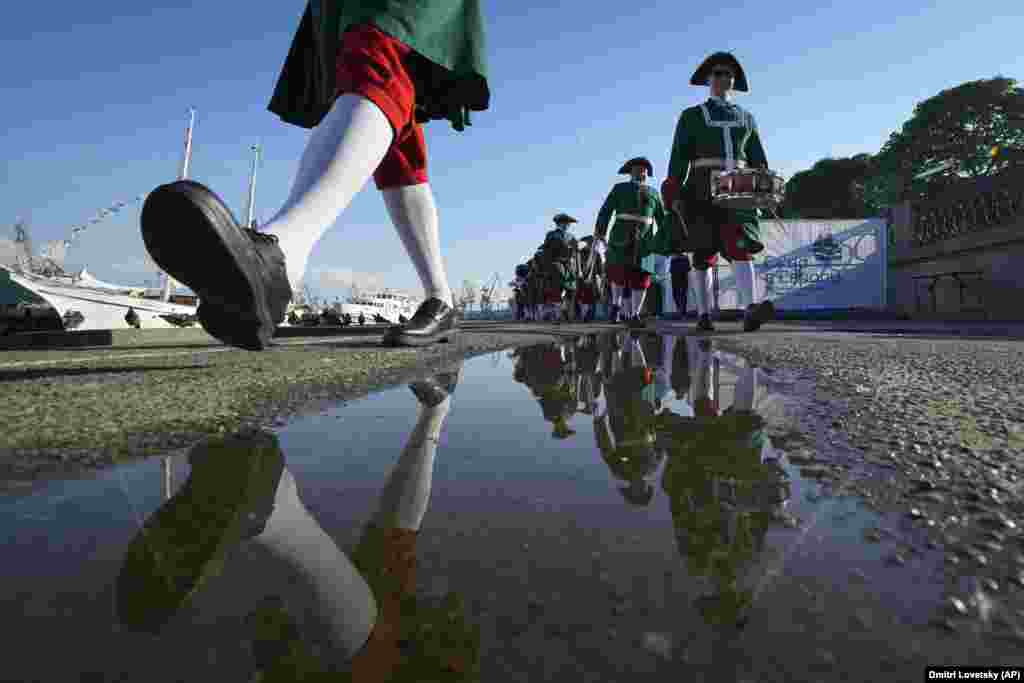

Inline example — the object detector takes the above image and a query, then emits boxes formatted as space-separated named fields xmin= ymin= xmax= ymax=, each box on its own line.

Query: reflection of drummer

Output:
xmin=594 ymin=332 xmax=664 ymax=505
xmin=661 ymin=52 xmax=776 ymax=333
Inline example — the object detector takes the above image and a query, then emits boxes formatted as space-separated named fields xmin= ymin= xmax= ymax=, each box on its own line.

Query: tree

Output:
xmin=782 ymin=154 xmax=879 ymax=218
xmin=869 ymin=76 xmax=1024 ymax=204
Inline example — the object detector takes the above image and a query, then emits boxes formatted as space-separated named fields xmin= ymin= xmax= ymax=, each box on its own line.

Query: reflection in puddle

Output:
xmin=0 ymin=332 xmax=1016 ymax=681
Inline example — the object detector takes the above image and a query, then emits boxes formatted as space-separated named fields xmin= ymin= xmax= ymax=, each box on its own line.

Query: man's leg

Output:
xmin=629 ymin=268 xmax=652 ymax=324
xmin=247 ymin=467 xmax=379 ymax=666
xmin=141 ymin=25 xmax=420 ymax=351
xmin=605 ymin=264 xmax=628 ymax=322
xmin=671 ymin=255 xmax=691 ymax=319
xmin=721 ymin=223 xmax=774 ymax=332
xmin=379 ymin=127 xmax=453 ymax=313
xmin=688 ymin=337 xmax=718 ymax=417
xmin=690 ymin=251 xmax=716 ymax=331
xmin=653 ymin=255 xmax=672 ymax=319
xmin=264 ymin=94 xmax=395 ymax=293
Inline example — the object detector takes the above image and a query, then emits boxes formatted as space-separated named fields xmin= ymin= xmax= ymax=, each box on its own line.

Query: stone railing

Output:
xmin=912 ymin=170 xmax=1024 ymax=247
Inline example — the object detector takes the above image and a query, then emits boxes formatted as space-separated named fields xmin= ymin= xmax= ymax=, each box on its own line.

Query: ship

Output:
xmin=2 ymin=111 xmax=267 ymax=332
xmin=338 ymin=290 xmax=421 ymax=324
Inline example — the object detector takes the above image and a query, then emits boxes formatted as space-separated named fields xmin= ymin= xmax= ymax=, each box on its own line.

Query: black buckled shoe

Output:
xmin=140 ymin=180 xmax=293 ymax=351
xmin=409 ymin=363 xmax=463 ymax=407
xmin=742 ymin=300 xmax=776 ymax=332
xmin=697 ymin=314 xmax=715 ymax=332
xmin=382 ymin=297 xmax=457 ymax=347
xmin=409 ymin=377 xmax=449 ymax=407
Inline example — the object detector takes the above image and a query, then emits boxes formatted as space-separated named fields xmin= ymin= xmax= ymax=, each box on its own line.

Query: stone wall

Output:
xmin=887 ymin=170 xmax=1024 ymax=319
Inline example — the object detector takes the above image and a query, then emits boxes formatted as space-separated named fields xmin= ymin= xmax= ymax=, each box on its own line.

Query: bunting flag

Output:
xmin=65 ymin=194 xmax=148 ymax=241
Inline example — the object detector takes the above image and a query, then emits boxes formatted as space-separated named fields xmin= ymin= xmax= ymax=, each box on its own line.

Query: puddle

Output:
xmin=2 ymin=331 xmax=1021 ymax=681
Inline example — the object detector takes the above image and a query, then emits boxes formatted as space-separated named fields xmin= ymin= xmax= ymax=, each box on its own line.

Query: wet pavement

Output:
xmin=3 ymin=330 xmax=1023 ymax=682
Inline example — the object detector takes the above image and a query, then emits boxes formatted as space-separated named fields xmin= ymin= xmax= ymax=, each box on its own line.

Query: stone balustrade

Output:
xmin=912 ymin=170 xmax=1024 ymax=247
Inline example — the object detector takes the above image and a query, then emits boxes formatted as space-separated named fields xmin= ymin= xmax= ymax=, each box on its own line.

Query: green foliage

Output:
xmin=871 ymin=77 xmax=1024 ymax=203
xmin=784 ymin=77 xmax=1023 ymax=212
xmin=781 ymin=154 xmax=879 ymax=219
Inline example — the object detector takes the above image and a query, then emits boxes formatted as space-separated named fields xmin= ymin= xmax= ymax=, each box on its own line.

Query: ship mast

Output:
xmin=179 ymin=107 xmax=196 ymax=181
xmin=159 ymin=108 xmax=195 ymax=302
xmin=243 ymin=144 xmax=261 ymax=228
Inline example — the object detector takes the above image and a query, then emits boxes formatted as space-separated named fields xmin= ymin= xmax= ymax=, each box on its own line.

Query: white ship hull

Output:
xmin=337 ymin=303 xmax=413 ymax=324
xmin=338 ymin=292 xmax=420 ymax=324
xmin=3 ymin=266 xmax=197 ymax=331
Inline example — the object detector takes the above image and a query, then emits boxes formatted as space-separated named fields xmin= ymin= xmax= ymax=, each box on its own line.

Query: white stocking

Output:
xmin=263 ymin=94 xmax=395 ymax=292
xmin=611 ymin=284 xmax=624 ymax=309
xmin=372 ymin=396 xmax=450 ymax=531
xmin=631 ymin=289 xmax=646 ymax=317
xmin=629 ymin=337 xmax=647 ymax=367
xmin=734 ymin=260 xmax=756 ymax=309
xmin=382 ymin=184 xmax=453 ymax=308
xmin=249 ymin=468 xmax=378 ymax=661
xmin=690 ymin=269 xmax=712 ymax=316
xmin=691 ymin=341 xmax=714 ymax=403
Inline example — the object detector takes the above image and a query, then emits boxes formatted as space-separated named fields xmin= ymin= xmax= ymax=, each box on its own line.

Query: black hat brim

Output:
xmin=618 ymin=157 xmax=654 ymax=175
xmin=690 ymin=52 xmax=749 ymax=92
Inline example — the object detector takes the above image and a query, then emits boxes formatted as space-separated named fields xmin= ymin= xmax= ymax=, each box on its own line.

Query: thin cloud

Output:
xmin=310 ymin=266 xmax=388 ymax=292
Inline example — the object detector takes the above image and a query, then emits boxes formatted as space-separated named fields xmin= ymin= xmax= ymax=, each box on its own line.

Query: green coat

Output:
xmin=667 ymin=98 xmax=769 ymax=254
xmin=268 ymin=1 xmax=490 ymax=131
xmin=595 ymin=182 xmax=673 ymax=270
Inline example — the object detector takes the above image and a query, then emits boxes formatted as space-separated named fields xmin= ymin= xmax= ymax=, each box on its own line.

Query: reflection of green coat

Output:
xmin=667 ymin=98 xmax=768 ymax=253
xmin=269 ymin=0 xmax=490 ymax=131
xmin=595 ymin=182 xmax=673 ymax=269
xmin=657 ymin=413 xmax=786 ymax=626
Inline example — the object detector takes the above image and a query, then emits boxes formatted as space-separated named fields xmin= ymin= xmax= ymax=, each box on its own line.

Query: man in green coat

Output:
xmin=139 ymin=1 xmax=489 ymax=350
xmin=661 ymin=52 xmax=775 ymax=333
xmin=594 ymin=157 xmax=673 ymax=326
xmin=539 ymin=213 xmax=580 ymax=322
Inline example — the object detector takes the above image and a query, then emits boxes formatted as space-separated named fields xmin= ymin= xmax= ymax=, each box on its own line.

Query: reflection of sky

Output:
xmin=0 ymin=336 xmax=950 ymax=678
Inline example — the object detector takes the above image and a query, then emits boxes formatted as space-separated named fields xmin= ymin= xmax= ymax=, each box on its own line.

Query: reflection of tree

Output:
xmin=654 ymin=338 xmax=792 ymax=631
xmin=658 ymin=412 xmax=789 ymax=628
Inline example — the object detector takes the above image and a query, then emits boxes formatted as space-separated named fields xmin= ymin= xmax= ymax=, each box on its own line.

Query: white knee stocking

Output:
xmin=734 ymin=260 xmax=756 ymax=309
xmin=382 ymin=184 xmax=453 ymax=308
xmin=372 ymin=397 xmax=451 ymax=531
xmin=631 ymin=289 xmax=646 ymax=317
xmin=611 ymin=284 xmax=624 ymax=308
xmin=263 ymin=94 xmax=395 ymax=292
xmin=690 ymin=269 xmax=712 ymax=316
xmin=249 ymin=468 xmax=378 ymax=660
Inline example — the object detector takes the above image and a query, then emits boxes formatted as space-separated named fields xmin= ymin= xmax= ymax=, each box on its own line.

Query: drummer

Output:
xmin=661 ymin=52 xmax=776 ymax=332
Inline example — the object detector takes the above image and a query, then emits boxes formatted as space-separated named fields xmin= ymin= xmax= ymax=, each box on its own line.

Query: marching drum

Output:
xmin=710 ymin=168 xmax=785 ymax=211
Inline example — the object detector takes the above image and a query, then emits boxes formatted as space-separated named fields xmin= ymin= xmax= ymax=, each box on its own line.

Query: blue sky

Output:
xmin=2 ymin=0 xmax=1021 ymax=301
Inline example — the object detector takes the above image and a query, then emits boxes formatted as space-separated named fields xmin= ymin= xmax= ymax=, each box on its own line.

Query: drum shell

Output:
xmin=710 ymin=169 xmax=785 ymax=211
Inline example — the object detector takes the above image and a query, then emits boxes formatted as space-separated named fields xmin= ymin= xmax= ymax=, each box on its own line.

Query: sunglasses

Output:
xmin=711 ymin=69 xmax=734 ymax=78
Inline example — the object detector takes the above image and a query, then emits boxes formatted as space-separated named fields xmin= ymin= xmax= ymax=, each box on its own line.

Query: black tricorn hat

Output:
xmin=690 ymin=52 xmax=749 ymax=92
xmin=553 ymin=213 xmax=578 ymax=225
xmin=618 ymin=157 xmax=654 ymax=175
xmin=618 ymin=481 xmax=655 ymax=506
